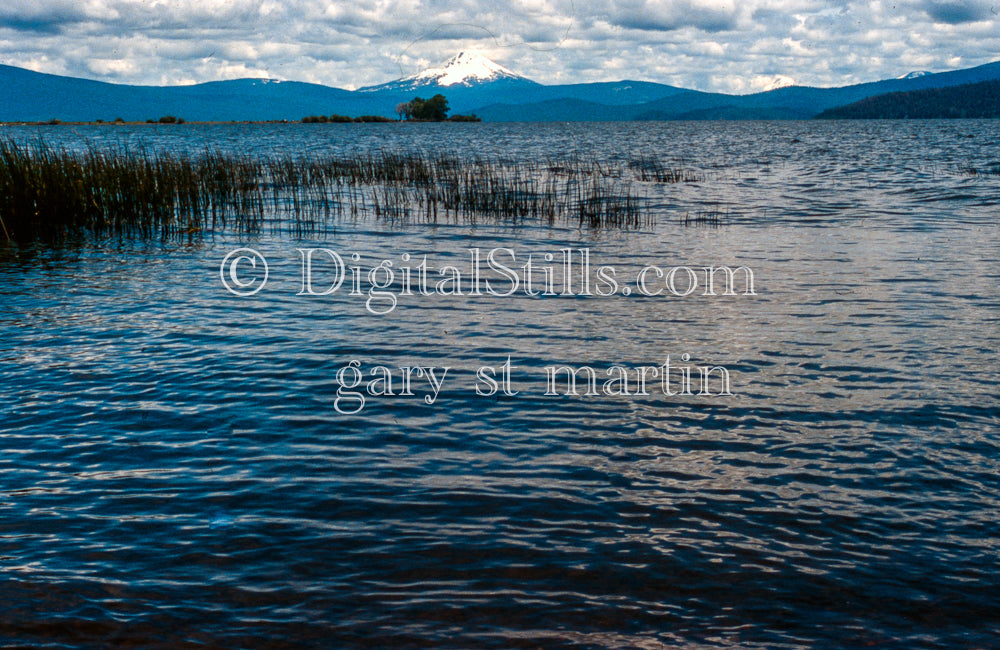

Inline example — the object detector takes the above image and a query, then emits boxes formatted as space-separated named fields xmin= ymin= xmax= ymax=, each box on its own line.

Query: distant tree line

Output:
xmin=816 ymin=79 xmax=1000 ymax=119
xmin=20 ymin=100 xmax=481 ymax=126
xmin=24 ymin=116 xmax=170 ymax=125
xmin=301 ymin=95 xmax=481 ymax=124
xmin=302 ymin=114 xmax=394 ymax=123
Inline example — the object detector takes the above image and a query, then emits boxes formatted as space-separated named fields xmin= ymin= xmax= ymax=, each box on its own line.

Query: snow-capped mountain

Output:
xmin=897 ymin=70 xmax=932 ymax=80
xmin=761 ymin=75 xmax=796 ymax=91
xmin=359 ymin=51 xmax=538 ymax=93
xmin=404 ymin=51 xmax=526 ymax=86
xmin=2 ymin=54 xmax=1000 ymax=122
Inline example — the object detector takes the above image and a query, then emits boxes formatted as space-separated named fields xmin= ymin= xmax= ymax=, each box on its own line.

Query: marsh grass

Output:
xmin=628 ymin=156 xmax=702 ymax=183
xmin=0 ymin=141 xmax=266 ymax=240
xmin=961 ymin=163 xmax=1000 ymax=177
xmin=0 ymin=141 xmax=698 ymax=241
xmin=681 ymin=207 xmax=727 ymax=227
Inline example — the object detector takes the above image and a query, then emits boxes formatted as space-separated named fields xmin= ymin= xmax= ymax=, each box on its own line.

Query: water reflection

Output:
xmin=1 ymin=122 xmax=999 ymax=648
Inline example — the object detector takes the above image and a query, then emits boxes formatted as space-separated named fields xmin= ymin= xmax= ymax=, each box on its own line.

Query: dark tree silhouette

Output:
xmin=403 ymin=94 xmax=450 ymax=121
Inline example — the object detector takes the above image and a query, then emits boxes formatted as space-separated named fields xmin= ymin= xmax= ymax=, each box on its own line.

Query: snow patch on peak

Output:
xmin=358 ymin=51 xmax=535 ymax=92
xmin=898 ymin=70 xmax=933 ymax=79
xmin=764 ymin=75 xmax=795 ymax=91
xmin=751 ymin=74 xmax=796 ymax=92
xmin=404 ymin=51 xmax=523 ymax=87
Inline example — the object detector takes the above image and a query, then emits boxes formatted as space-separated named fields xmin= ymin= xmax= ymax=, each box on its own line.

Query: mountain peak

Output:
xmin=405 ymin=51 xmax=525 ymax=87
xmin=898 ymin=70 xmax=933 ymax=80
xmin=359 ymin=51 xmax=534 ymax=92
xmin=762 ymin=75 xmax=796 ymax=91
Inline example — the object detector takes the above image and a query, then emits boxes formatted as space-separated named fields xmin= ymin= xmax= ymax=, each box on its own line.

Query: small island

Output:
xmin=1 ymin=94 xmax=480 ymax=126
xmin=304 ymin=94 xmax=480 ymax=123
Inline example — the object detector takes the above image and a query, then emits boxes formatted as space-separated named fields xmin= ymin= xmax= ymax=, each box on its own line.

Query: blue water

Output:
xmin=1 ymin=121 xmax=999 ymax=648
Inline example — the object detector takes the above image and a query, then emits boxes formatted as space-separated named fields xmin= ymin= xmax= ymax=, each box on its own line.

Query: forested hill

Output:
xmin=816 ymin=79 xmax=1000 ymax=119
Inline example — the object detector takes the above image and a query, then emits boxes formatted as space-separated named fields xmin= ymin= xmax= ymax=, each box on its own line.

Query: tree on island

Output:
xmin=298 ymin=94 xmax=478 ymax=124
xmin=401 ymin=94 xmax=450 ymax=121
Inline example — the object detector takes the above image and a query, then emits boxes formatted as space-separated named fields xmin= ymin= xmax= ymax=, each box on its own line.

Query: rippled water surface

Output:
xmin=1 ymin=121 xmax=999 ymax=648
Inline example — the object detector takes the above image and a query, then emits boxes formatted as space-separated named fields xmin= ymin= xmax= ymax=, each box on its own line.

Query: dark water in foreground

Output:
xmin=1 ymin=121 xmax=999 ymax=648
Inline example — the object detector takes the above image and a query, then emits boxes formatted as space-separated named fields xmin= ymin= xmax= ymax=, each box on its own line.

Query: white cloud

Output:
xmin=0 ymin=0 xmax=997 ymax=93
xmin=86 ymin=57 xmax=136 ymax=77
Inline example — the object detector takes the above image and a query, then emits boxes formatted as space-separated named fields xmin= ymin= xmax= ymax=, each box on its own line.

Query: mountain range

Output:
xmin=816 ymin=78 xmax=1000 ymax=119
xmin=1 ymin=51 xmax=998 ymax=123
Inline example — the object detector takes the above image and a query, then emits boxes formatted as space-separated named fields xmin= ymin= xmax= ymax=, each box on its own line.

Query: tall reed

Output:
xmin=0 ymin=141 xmax=675 ymax=241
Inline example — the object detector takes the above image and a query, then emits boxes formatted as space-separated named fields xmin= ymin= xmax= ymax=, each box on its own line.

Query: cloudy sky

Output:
xmin=1 ymin=1 xmax=998 ymax=93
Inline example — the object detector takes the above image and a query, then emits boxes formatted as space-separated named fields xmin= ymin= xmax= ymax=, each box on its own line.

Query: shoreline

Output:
xmin=1 ymin=117 xmax=482 ymax=126
xmin=1 ymin=119 xmax=366 ymax=126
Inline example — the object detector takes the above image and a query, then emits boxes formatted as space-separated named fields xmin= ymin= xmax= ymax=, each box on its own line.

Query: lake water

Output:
xmin=1 ymin=121 xmax=999 ymax=648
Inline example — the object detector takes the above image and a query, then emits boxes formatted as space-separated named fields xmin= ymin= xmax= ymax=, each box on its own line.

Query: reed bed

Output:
xmin=628 ymin=155 xmax=703 ymax=183
xmin=0 ymin=141 xmax=700 ymax=241
xmin=0 ymin=141 xmax=266 ymax=240
xmin=961 ymin=163 xmax=1000 ymax=177
xmin=681 ymin=207 xmax=727 ymax=227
